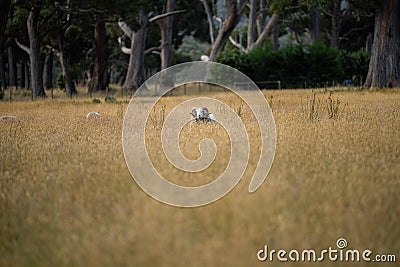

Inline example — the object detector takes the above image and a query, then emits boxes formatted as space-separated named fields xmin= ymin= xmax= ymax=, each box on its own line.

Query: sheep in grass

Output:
xmin=86 ymin=112 xmax=101 ymax=119
xmin=190 ymin=107 xmax=216 ymax=123
xmin=0 ymin=115 xmax=16 ymax=121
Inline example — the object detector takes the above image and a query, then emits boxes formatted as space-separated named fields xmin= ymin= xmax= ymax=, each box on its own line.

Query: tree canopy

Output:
xmin=0 ymin=0 xmax=397 ymax=95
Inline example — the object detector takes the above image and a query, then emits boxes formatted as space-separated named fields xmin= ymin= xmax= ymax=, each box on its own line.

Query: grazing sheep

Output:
xmin=86 ymin=112 xmax=101 ymax=118
xmin=200 ymin=55 xmax=210 ymax=62
xmin=0 ymin=115 xmax=16 ymax=121
xmin=208 ymin=113 xmax=216 ymax=123
xmin=190 ymin=107 xmax=216 ymax=123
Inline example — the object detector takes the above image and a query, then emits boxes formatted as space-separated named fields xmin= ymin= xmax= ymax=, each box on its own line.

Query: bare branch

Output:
xmin=14 ymin=38 xmax=30 ymax=55
xmin=121 ymin=46 xmax=131 ymax=54
xmin=250 ymin=13 xmax=279 ymax=51
xmin=57 ymin=6 xmax=115 ymax=15
xmin=46 ymin=45 xmax=60 ymax=56
xmin=238 ymin=0 xmax=248 ymax=14
xmin=214 ymin=16 xmax=223 ymax=26
xmin=145 ymin=46 xmax=162 ymax=55
xmin=341 ymin=25 xmax=368 ymax=40
xmin=118 ymin=20 xmax=134 ymax=38
xmin=117 ymin=37 xmax=131 ymax=54
xmin=229 ymin=36 xmax=246 ymax=51
xmin=148 ymin=9 xmax=186 ymax=23
xmin=256 ymin=7 xmax=269 ymax=16
xmin=201 ymin=0 xmax=216 ymax=44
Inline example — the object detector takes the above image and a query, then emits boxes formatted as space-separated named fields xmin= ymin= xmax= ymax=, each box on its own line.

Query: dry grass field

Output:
xmin=0 ymin=87 xmax=399 ymax=266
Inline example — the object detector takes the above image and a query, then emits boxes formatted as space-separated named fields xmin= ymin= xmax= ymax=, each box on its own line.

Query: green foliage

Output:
xmin=173 ymin=52 xmax=192 ymax=64
xmin=216 ymin=48 xmax=252 ymax=74
xmin=175 ymin=36 xmax=210 ymax=61
xmin=217 ymin=43 xmax=369 ymax=89
xmin=56 ymin=73 xmax=65 ymax=90
xmin=339 ymin=49 xmax=370 ymax=85
xmin=305 ymin=42 xmax=343 ymax=86
xmin=105 ymin=96 xmax=116 ymax=103
xmin=92 ymin=98 xmax=101 ymax=104
xmin=63 ymin=24 xmax=92 ymax=81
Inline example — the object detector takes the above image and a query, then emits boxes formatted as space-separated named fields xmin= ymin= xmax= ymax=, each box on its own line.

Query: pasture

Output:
xmin=0 ymin=88 xmax=399 ymax=266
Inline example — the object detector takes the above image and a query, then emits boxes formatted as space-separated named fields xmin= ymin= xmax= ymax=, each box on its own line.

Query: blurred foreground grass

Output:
xmin=0 ymin=89 xmax=399 ymax=266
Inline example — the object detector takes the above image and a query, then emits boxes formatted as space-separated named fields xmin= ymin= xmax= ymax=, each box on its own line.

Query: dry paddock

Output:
xmin=0 ymin=88 xmax=399 ymax=266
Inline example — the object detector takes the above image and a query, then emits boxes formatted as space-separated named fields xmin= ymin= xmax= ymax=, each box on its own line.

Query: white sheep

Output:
xmin=190 ymin=107 xmax=216 ymax=123
xmin=86 ymin=112 xmax=101 ymax=118
xmin=0 ymin=115 xmax=16 ymax=121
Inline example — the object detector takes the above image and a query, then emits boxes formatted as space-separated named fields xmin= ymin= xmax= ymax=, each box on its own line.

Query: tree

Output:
xmin=118 ymin=4 xmax=185 ymax=92
xmin=7 ymin=41 xmax=18 ymax=88
xmin=364 ymin=0 xmax=400 ymax=88
xmin=227 ymin=0 xmax=290 ymax=53
xmin=0 ymin=0 xmax=12 ymax=46
xmin=57 ymin=32 xmax=77 ymax=96
xmin=14 ymin=0 xmax=49 ymax=97
xmin=88 ymin=19 xmax=108 ymax=93
xmin=27 ymin=1 xmax=45 ymax=97
xmin=43 ymin=50 xmax=53 ymax=89
xmin=0 ymin=0 xmax=10 ymax=91
xmin=158 ymin=0 xmax=176 ymax=70
xmin=202 ymin=0 xmax=248 ymax=61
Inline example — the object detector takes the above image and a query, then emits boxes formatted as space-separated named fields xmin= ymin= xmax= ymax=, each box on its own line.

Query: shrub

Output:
xmin=339 ymin=49 xmax=370 ymax=86
xmin=216 ymin=48 xmax=252 ymax=75
xmin=56 ymin=73 xmax=65 ymax=91
xmin=216 ymin=43 xmax=369 ymax=89
xmin=304 ymin=42 xmax=343 ymax=87
xmin=92 ymin=98 xmax=101 ymax=104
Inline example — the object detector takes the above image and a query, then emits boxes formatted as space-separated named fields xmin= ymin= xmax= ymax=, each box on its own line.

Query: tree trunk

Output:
xmin=311 ymin=6 xmax=320 ymax=43
xmin=248 ymin=13 xmax=279 ymax=51
xmin=331 ymin=0 xmax=341 ymax=49
xmin=0 ymin=48 xmax=6 ymax=89
xmin=58 ymin=35 xmax=76 ymax=96
xmin=201 ymin=0 xmax=216 ymax=45
xmin=27 ymin=4 xmax=45 ymax=97
xmin=7 ymin=43 xmax=17 ymax=88
xmin=0 ymin=0 xmax=11 ymax=46
xmin=24 ymin=60 xmax=29 ymax=89
xmin=364 ymin=0 xmax=400 ymax=88
xmin=209 ymin=0 xmax=246 ymax=61
xmin=247 ymin=0 xmax=257 ymax=49
xmin=20 ymin=60 xmax=25 ymax=89
xmin=88 ymin=20 xmax=108 ymax=93
xmin=159 ymin=0 xmax=176 ymax=70
xmin=365 ymin=33 xmax=373 ymax=53
xmin=256 ymin=0 xmax=267 ymax=37
xmin=272 ymin=20 xmax=279 ymax=51
xmin=43 ymin=51 xmax=53 ymax=90
xmin=123 ymin=11 xmax=148 ymax=93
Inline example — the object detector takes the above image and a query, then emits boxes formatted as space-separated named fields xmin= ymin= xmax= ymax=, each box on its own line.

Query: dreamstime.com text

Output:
xmin=257 ymin=238 xmax=396 ymax=263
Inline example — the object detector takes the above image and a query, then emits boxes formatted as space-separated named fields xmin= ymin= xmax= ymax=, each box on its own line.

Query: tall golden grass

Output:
xmin=0 ymin=88 xmax=399 ymax=266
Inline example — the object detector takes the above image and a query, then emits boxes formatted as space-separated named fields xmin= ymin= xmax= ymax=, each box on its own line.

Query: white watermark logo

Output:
xmin=122 ymin=62 xmax=276 ymax=207
xmin=257 ymin=238 xmax=397 ymax=263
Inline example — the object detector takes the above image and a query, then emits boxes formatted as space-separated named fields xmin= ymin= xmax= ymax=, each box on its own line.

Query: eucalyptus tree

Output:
xmin=363 ymin=0 xmax=400 ymax=88
xmin=118 ymin=0 xmax=186 ymax=92
xmin=13 ymin=0 xmax=66 ymax=97
xmin=0 ymin=0 xmax=11 ymax=90
xmin=13 ymin=0 xmax=46 ymax=97
xmin=201 ymin=0 xmax=248 ymax=61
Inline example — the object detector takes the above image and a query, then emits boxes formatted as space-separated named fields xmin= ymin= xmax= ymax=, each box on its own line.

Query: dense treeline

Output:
xmin=0 ymin=0 xmax=399 ymax=99
xmin=217 ymin=43 xmax=370 ymax=88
